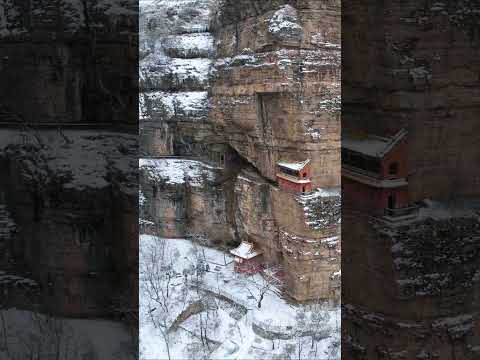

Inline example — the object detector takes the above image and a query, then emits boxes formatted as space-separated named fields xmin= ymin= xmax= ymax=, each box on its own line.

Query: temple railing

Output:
xmin=384 ymin=206 xmax=419 ymax=218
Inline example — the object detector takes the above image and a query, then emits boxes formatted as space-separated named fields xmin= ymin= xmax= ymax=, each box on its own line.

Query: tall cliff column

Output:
xmin=211 ymin=0 xmax=341 ymax=302
xmin=139 ymin=0 xmax=239 ymax=246
xmin=211 ymin=0 xmax=341 ymax=187
xmin=140 ymin=0 xmax=219 ymax=156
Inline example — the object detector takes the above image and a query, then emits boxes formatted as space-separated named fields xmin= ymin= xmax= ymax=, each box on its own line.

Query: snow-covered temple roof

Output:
xmin=230 ymin=241 xmax=263 ymax=260
xmin=277 ymin=159 xmax=311 ymax=171
xmin=342 ymin=129 xmax=407 ymax=158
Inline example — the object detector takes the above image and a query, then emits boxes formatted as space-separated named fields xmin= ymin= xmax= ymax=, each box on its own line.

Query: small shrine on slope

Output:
xmin=276 ymin=159 xmax=312 ymax=194
xmin=230 ymin=241 xmax=263 ymax=274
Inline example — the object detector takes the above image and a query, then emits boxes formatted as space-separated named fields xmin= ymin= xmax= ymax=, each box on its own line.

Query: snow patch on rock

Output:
xmin=141 ymin=91 xmax=208 ymax=120
xmin=299 ymin=188 xmax=341 ymax=230
xmin=162 ymin=33 xmax=214 ymax=58
xmin=268 ymin=5 xmax=302 ymax=40
xmin=0 ymin=130 xmax=137 ymax=192
xmin=139 ymin=158 xmax=218 ymax=187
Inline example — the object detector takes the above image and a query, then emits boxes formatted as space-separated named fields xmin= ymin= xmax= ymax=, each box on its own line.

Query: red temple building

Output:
xmin=342 ymin=129 xmax=417 ymax=219
xmin=230 ymin=241 xmax=263 ymax=274
xmin=276 ymin=159 xmax=313 ymax=194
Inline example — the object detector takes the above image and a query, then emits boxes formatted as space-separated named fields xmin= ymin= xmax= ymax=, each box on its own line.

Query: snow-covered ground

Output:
xmin=140 ymin=235 xmax=340 ymax=360
xmin=0 ymin=308 xmax=133 ymax=360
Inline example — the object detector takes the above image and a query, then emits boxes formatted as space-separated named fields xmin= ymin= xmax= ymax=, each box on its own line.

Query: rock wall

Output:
xmin=140 ymin=0 xmax=220 ymax=156
xmin=342 ymin=202 xmax=480 ymax=359
xmin=274 ymin=189 xmax=340 ymax=301
xmin=233 ymin=169 xmax=340 ymax=301
xmin=0 ymin=0 xmax=138 ymax=320
xmin=210 ymin=0 xmax=341 ymax=187
xmin=0 ymin=130 xmax=138 ymax=317
xmin=343 ymin=0 xmax=480 ymax=202
xmin=234 ymin=170 xmax=279 ymax=261
xmin=140 ymin=157 xmax=238 ymax=245
xmin=0 ymin=0 xmax=138 ymax=316
xmin=140 ymin=0 xmax=341 ymax=302
xmin=0 ymin=0 xmax=137 ymax=127
xmin=342 ymin=1 xmax=480 ymax=358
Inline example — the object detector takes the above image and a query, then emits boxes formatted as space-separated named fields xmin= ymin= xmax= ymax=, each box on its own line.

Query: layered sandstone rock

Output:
xmin=139 ymin=157 xmax=238 ymax=245
xmin=343 ymin=203 xmax=480 ymax=359
xmin=210 ymin=0 xmax=341 ymax=187
xmin=225 ymin=167 xmax=341 ymax=301
xmin=141 ymin=0 xmax=341 ymax=303
xmin=140 ymin=0 xmax=220 ymax=156
xmin=0 ymin=130 xmax=138 ymax=317
xmin=343 ymin=1 xmax=480 ymax=358
xmin=0 ymin=0 xmax=138 ymax=321
xmin=274 ymin=188 xmax=340 ymax=301
xmin=343 ymin=0 xmax=480 ymax=202
xmin=210 ymin=0 xmax=341 ymax=301
xmin=0 ymin=0 xmax=137 ymax=127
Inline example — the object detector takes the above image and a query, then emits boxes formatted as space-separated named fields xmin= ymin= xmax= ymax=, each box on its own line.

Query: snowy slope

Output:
xmin=139 ymin=235 xmax=341 ymax=360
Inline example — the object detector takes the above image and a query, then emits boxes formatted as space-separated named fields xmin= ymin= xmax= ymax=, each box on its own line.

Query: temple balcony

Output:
xmin=381 ymin=205 xmax=419 ymax=223
xmin=342 ymin=165 xmax=408 ymax=189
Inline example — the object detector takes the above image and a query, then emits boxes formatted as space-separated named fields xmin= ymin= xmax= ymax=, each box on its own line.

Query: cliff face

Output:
xmin=139 ymin=157 xmax=238 ymax=245
xmin=343 ymin=204 xmax=480 ymax=359
xmin=342 ymin=1 xmax=480 ymax=358
xmin=140 ymin=0 xmax=219 ymax=156
xmin=0 ymin=0 xmax=137 ymax=126
xmin=0 ymin=1 xmax=138 ymax=319
xmin=0 ymin=130 xmax=138 ymax=317
xmin=211 ymin=0 xmax=340 ymax=187
xmin=343 ymin=0 xmax=480 ymax=202
xmin=212 ymin=0 xmax=341 ymax=301
xmin=140 ymin=0 xmax=341 ymax=302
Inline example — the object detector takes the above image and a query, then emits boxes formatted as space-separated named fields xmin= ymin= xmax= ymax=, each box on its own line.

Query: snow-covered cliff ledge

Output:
xmin=140 ymin=158 xmax=219 ymax=187
xmin=0 ymin=129 xmax=137 ymax=193
xmin=0 ymin=0 xmax=137 ymax=37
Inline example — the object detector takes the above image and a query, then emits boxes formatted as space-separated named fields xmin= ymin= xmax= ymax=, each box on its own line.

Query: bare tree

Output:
xmin=241 ymin=265 xmax=279 ymax=309
xmin=285 ymin=343 xmax=296 ymax=360
xmin=291 ymin=302 xmax=337 ymax=360
xmin=140 ymin=237 xmax=180 ymax=360
xmin=294 ymin=309 xmax=307 ymax=360
xmin=308 ymin=301 xmax=331 ymax=356
xmin=186 ymin=241 xmax=207 ymax=291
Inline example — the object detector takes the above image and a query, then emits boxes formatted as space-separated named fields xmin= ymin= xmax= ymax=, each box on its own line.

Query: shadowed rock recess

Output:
xmin=342 ymin=1 xmax=480 ymax=359
xmin=140 ymin=0 xmax=341 ymax=302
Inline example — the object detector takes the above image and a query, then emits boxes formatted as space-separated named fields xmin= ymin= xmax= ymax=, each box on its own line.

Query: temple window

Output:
xmin=389 ymin=162 xmax=398 ymax=175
